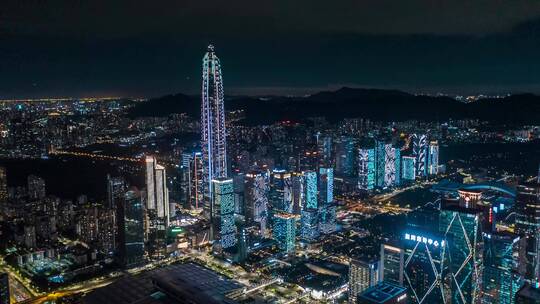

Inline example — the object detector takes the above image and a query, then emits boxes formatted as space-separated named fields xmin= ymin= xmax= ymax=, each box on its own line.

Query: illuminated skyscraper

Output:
xmin=412 ymin=134 xmax=428 ymax=178
xmin=145 ymin=156 xmax=170 ymax=227
xmin=269 ymin=169 xmax=293 ymax=213
xmin=291 ymin=172 xmax=305 ymax=214
xmin=304 ymin=171 xmax=318 ymax=209
xmin=273 ymin=212 xmax=296 ymax=253
xmin=482 ymin=231 xmax=522 ymax=304
xmin=515 ymin=183 xmax=540 ymax=282
xmin=212 ymin=178 xmax=236 ymax=248
xmin=439 ymin=204 xmax=484 ymax=304
xmin=201 ymin=45 xmax=228 ymax=203
xmin=244 ymin=171 xmax=269 ymax=234
xmin=402 ymin=230 xmax=446 ymax=304
xmin=358 ymin=147 xmax=376 ymax=191
xmin=335 ymin=136 xmax=356 ymax=177
xmin=318 ymin=167 xmax=336 ymax=234
xmin=349 ymin=258 xmax=379 ymax=304
xmin=401 ymin=156 xmax=416 ymax=181
xmin=375 ymin=140 xmax=387 ymax=188
xmin=300 ymin=208 xmax=319 ymax=242
xmin=379 ymin=243 xmax=404 ymax=286
xmin=427 ymin=140 xmax=439 ymax=175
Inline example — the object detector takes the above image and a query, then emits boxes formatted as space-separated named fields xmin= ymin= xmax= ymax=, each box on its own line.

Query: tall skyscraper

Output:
xmin=358 ymin=147 xmax=376 ymax=191
xmin=379 ymin=243 xmax=404 ymax=286
xmin=412 ymin=134 xmax=428 ymax=178
xmin=482 ymin=231 xmax=522 ymax=304
xmin=349 ymin=258 xmax=379 ymax=304
xmin=335 ymin=136 xmax=356 ymax=177
xmin=244 ymin=171 xmax=269 ymax=235
xmin=402 ymin=230 xmax=446 ymax=304
xmin=106 ymin=175 xmax=126 ymax=209
xmin=269 ymin=169 xmax=293 ymax=213
xmin=515 ymin=183 xmax=540 ymax=282
xmin=212 ymin=178 xmax=236 ymax=248
xmin=318 ymin=167 xmax=336 ymax=234
xmin=304 ymin=170 xmax=318 ymax=209
xmin=273 ymin=212 xmax=296 ymax=253
xmin=117 ymin=188 xmax=145 ymax=268
xmin=427 ymin=140 xmax=439 ymax=175
xmin=201 ymin=44 xmax=228 ymax=203
xmin=375 ymin=140 xmax=387 ymax=188
xmin=300 ymin=208 xmax=319 ymax=242
xmin=439 ymin=204 xmax=484 ymax=304
xmin=145 ymin=156 xmax=170 ymax=227
xmin=401 ymin=156 xmax=416 ymax=181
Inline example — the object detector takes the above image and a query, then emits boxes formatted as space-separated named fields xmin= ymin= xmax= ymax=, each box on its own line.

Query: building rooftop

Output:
xmin=358 ymin=281 xmax=407 ymax=304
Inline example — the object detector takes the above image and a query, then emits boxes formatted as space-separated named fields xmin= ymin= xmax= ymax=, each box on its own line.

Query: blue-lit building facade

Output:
xmin=318 ymin=167 xmax=336 ymax=234
xmin=439 ymin=204 xmax=484 ymax=304
xmin=273 ymin=212 xmax=296 ymax=253
xmin=482 ymin=231 xmax=522 ymax=304
xmin=212 ymin=178 xmax=236 ymax=249
xmin=201 ymin=45 xmax=228 ymax=203
xmin=403 ymin=230 xmax=446 ymax=304
xmin=401 ymin=156 xmax=416 ymax=182
xmin=300 ymin=208 xmax=320 ymax=242
xmin=269 ymin=169 xmax=293 ymax=214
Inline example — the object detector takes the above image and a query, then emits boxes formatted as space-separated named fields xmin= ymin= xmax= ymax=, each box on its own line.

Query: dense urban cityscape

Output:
xmin=0 ymin=44 xmax=538 ymax=304
xmin=2 ymin=2 xmax=540 ymax=304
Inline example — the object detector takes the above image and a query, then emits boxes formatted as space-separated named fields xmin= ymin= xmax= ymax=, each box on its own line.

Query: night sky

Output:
xmin=2 ymin=1 xmax=540 ymax=98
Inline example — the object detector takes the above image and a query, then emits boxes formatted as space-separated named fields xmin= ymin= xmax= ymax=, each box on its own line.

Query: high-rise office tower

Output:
xmin=317 ymin=135 xmax=333 ymax=168
xmin=439 ymin=204 xmax=484 ymax=304
xmin=304 ymin=170 xmax=318 ymax=209
xmin=349 ymin=258 xmax=379 ymax=304
xmin=273 ymin=212 xmax=296 ymax=253
xmin=515 ymin=183 xmax=540 ymax=282
xmin=201 ymin=45 xmax=228 ymax=203
xmin=27 ymin=175 xmax=46 ymax=200
xmin=212 ymin=178 xmax=236 ymax=248
xmin=384 ymin=144 xmax=397 ymax=188
xmin=412 ymin=134 xmax=428 ymax=178
xmin=117 ymin=188 xmax=145 ymax=268
xmin=186 ymin=152 xmax=204 ymax=209
xmin=401 ymin=156 xmax=416 ymax=181
xmin=379 ymin=243 xmax=404 ymax=286
xmin=145 ymin=156 xmax=170 ymax=227
xmin=269 ymin=169 xmax=293 ymax=213
xmin=403 ymin=230 xmax=446 ymax=304
xmin=300 ymin=208 xmax=319 ymax=242
xmin=427 ymin=140 xmax=439 ymax=175
xmin=0 ymin=272 xmax=9 ymax=304
xmin=106 ymin=175 xmax=126 ymax=209
xmin=318 ymin=167 xmax=336 ymax=234
xmin=335 ymin=136 xmax=356 ymax=177
xmin=291 ymin=172 xmax=305 ymax=214
xmin=244 ymin=171 xmax=269 ymax=235
xmin=358 ymin=147 xmax=376 ymax=191
xmin=375 ymin=140 xmax=387 ymax=188
xmin=482 ymin=231 xmax=522 ymax=304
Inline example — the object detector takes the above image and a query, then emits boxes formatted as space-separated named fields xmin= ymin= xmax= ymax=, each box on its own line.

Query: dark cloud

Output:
xmin=1 ymin=1 xmax=540 ymax=98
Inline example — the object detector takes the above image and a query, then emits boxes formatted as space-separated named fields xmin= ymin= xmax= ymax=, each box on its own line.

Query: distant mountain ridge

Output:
xmin=128 ymin=87 xmax=540 ymax=125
